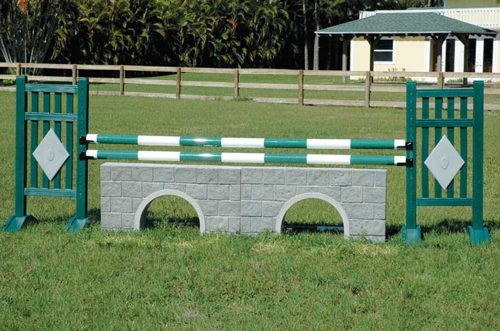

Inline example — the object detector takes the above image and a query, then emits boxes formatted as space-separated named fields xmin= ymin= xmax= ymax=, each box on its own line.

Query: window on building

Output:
xmin=374 ymin=39 xmax=394 ymax=63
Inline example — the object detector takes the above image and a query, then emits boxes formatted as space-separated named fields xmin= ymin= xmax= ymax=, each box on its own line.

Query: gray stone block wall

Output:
xmin=100 ymin=163 xmax=387 ymax=242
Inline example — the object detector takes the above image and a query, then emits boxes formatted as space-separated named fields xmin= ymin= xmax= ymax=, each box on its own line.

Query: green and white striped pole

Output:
xmin=84 ymin=150 xmax=409 ymax=166
xmin=85 ymin=134 xmax=407 ymax=150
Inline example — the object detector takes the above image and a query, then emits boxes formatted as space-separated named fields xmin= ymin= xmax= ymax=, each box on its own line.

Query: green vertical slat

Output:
xmin=76 ymin=78 xmax=88 ymax=220
xmin=67 ymin=77 xmax=89 ymax=232
xmin=434 ymin=97 xmax=443 ymax=198
xmin=471 ymin=81 xmax=484 ymax=231
xmin=447 ymin=97 xmax=455 ymax=197
xmin=460 ymin=97 xmax=468 ymax=198
xmin=42 ymin=92 xmax=51 ymax=188
xmin=30 ymin=92 xmax=39 ymax=188
xmin=421 ymin=97 xmax=429 ymax=197
xmin=404 ymin=81 xmax=420 ymax=244
xmin=65 ymin=94 xmax=74 ymax=190
xmin=14 ymin=77 xmax=28 ymax=217
xmin=53 ymin=93 xmax=62 ymax=188
xmin=469 ymin=81 xmax=488 ymax=245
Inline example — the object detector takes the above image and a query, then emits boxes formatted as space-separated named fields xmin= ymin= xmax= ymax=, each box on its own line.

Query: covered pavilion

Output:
xmin=316 ymin=12 xmax=497 ymax=74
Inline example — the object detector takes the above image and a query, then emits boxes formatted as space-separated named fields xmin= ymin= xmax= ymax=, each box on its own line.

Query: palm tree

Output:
xmin=0 ymin=0 xmax=63 ymax=66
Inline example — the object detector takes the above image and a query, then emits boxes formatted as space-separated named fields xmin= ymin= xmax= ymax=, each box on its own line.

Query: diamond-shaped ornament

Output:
xmin=424 ymin=135 xmax=464 ymax=189
xmin=33 ymin=129 xmax=69 ymax=181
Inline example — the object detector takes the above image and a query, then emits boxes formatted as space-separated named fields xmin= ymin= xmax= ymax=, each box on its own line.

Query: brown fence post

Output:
xmin=176 ymin=67 xmax=182 ymax=99
xmin=16 ymin=63 xmax=21 ymax=76
xmin=437 ymin=72 xmax=444 ymax=89
xmin=234 ymin=69 xmax=240 ymax=98
xmin=119 ymin=65 xmax=125 ymax=96
xmin=298 ymin=70 xmax=304 ymax=105
xmin=72 ymin=64 xmax=78 ymax=85
xmin=365 ymin=71 xmax=371 ymax=108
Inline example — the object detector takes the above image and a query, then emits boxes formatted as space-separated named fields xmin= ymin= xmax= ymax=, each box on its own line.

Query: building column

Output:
xmin=475 ymin=38 xmax=484 ymax=73
xmin=367 ymin=36 xmax=375 ymax=72
xmin=457 ymin=35 xmax=470 ymax=85
xmin=424 ymin=39 xmax=431 ymax=73
xmin=341 ymin=36 xmax=352 ymax=72
xmin=341 ymin=36 xmax=352 ymax=83
xmin=441 ymin=38 xmax=447 ymax=72
xmin=492 ymin=36 xmax=499 ymax=74
xmin=432 ymin=36 xmax=446 ymax=72
xmin=454 ymin=38 xmax=465 ymax=73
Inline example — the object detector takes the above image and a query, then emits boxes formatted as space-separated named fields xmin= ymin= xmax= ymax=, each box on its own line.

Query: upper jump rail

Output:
xmin=84 ymin=134 xmax=410 ymax=150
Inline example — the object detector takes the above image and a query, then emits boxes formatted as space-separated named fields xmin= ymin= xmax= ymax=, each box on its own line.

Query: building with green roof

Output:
xmin=316 ymin=2 xmax=499 ymax=79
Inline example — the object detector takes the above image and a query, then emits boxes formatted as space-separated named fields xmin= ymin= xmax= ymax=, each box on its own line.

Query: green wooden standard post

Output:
xmin=403 ymin=81 xmax=488 ymax=246
xmin=3 ymin=77 xmax=34 ymax=232
xmin=468 ymin=80 xmax=488 ymax=246
xmin=67 ymin=77 xmax=89 ymax=232
xmin=402 ymin=81 xmax=421 ymax=244
xmin=4 ymin=77 xmax=89 ymax=233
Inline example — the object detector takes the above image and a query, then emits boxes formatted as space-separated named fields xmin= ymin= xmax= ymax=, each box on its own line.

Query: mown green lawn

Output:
xmin=1 ymin=91 xmax=499 ymax=330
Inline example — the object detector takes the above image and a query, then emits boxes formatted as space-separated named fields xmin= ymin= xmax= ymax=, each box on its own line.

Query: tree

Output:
xmin=0 ymin=0 xmax=72 ymax=64
xmin=59 ymin=0 xmax=168 ymax=65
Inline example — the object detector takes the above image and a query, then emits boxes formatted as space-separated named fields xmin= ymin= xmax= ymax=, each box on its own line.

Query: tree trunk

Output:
xmin=313 ymin=0 xmax=320 ymax=70
xmin=303 ymin=0 xmax=309 ymax=70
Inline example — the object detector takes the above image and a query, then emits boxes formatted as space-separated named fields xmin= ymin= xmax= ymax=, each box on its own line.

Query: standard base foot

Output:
xmin=468 ymin=226 xmax=489 ymax=246
xmin=401 ymin=225 xmax=421 ymax=245
xmin=66 ymin=217 xmax=88 ymax=232
xmin=3 ymin=215 xmax=37 ymax=232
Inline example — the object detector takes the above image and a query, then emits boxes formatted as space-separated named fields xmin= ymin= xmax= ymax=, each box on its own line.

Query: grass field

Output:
xmin=1 ymin=91 xmax=499 ymax=329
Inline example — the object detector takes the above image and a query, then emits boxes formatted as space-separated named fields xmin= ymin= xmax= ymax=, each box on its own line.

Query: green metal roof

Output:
xmin=316 ymin=12 xmax=497 ymax=37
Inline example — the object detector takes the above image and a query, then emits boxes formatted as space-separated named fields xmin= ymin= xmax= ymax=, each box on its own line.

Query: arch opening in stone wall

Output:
xmin=275 ymin=193 xmax=350 ymax=238
xmin=133 ymin=189 xmax=205 ymax=232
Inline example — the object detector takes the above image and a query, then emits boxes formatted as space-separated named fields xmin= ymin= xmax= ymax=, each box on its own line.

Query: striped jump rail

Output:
xmin=84 ymin=134 xmax=409 ymax=150
xmin=82 ymin=134 xmax=412 ymax=167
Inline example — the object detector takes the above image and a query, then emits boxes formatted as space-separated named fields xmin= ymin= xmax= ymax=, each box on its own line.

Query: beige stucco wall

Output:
xmin=444 ymin=0 xmax=500 ymax=8
xmin=350 ymin=37 xmax=430 ymax=72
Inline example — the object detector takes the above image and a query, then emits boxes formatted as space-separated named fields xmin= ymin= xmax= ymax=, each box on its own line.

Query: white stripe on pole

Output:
xmin=138 ymin=135 xmax=180 ymax=146
xmin=394 ymin=139 xmax=406 ymax=149
xmin=307 ymin=139 xmax=351 ymax=149
xmin=307 ymin=154 xmax=351 ymax=165
xmin=221 ymin=138 xmax=265 ymax=148
xmin=394 ymin=156 xmax=407 ymax=165
xmin=221 ymin=153 xmax=265 ymax=163
xmin=86 ymin=134 xmax=98 ymax=143
xmin=86 ymin=150 xmax=98 ymax=159
xmin=138 ymin=151 xmax=180 ymax=162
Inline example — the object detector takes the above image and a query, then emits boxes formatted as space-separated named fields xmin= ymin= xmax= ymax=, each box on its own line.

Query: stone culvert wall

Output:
xmin=100 ymin=163 xmax=387 ymax=242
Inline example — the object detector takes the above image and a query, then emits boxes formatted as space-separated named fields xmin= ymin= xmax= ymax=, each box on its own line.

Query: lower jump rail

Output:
xmin=83 ymin=149 xmax=411 ymax=167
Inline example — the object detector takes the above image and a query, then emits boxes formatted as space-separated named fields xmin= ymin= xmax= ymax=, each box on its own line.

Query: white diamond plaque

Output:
xmin=33 ymin=129 xmax=69 ymax=181
xmin=424 ymin=135 xmax=464 ymax=190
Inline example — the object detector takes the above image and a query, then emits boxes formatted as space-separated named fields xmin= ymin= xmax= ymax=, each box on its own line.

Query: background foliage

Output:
xmin=0 ymin=0 xmax=426 ymax=68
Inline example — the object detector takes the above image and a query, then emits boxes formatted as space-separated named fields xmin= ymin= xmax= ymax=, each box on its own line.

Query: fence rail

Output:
xmin=1 ymin=62 xmax=499 ymax=110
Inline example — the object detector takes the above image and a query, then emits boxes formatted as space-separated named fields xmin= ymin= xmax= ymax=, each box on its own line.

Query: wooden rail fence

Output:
xmin=1 ymin=62 xmax=499 ymax=110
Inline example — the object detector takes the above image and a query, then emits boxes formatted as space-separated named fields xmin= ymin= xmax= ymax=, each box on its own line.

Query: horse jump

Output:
xmin=3 ymin=76 xmax=489 ymax=245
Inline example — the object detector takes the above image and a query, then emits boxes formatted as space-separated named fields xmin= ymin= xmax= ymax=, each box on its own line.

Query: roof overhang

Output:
xmin=316 ymin=12 xmax=498 ymax=38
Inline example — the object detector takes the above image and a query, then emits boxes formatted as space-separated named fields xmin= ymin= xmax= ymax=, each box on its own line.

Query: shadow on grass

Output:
xmin=20 ymin=208 xmax=102 ymax=229
xmin=24 ymin=209 xmax=202 ymax=231
xmin=386 ymin=218 xmax=500 ymax=239
xmin=283 ymin=222 xmax=344 ymax=234
xmin=17 ymin=211 xmax=499 ymax=239
xmin=146 ymin=216 xmax=200 ymax=229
